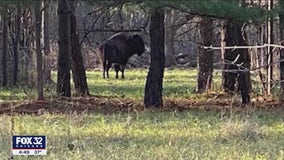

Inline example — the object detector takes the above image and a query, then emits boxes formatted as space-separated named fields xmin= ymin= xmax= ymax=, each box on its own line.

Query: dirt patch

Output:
xmin=0 ymin=94 xmax=283 ymax=115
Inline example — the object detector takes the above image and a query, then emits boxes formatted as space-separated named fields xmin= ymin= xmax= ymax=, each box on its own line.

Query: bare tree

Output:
xmin=13 ymin=2 xmax=21 ymax=86
xmin=70 ymin=1 xmax=89 ymax=96
xmin=279 ymin=0 xmax=284 ymax=100
xmin=43 ymin=0 xmax=54 ymax=84
xmin=57 ymin=0 xmax=71 ymax=97
xmin=223 ymin=21 xmax=251 ymax=104
xmin=35 ymin=0 xmax=44 ymax=100
xmin=144 ymin=8 xmax=165 ymax=107
xmin=165 ymin=9 xmax=177 ymax=67
xmin=20 ymin=8 xmax=36 ymax=84
xmin=197 ymin=17 xmax=213 ymax=93
xmin=2 ymin=6 xmax=8 ymax=86
xmin=267 ymin=0 xmax=274 ymax=95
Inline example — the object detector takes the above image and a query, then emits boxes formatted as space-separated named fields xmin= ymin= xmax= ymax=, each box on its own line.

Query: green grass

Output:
xmin=0 ymin=68 xmax=279 ymax=101
xmin=0 ymin=68 xmax=207 ymax=101
xmin=88 ymin=68 xmax=200 ymax=99
xmin=0 ymin=111 xmax=284 ymax=159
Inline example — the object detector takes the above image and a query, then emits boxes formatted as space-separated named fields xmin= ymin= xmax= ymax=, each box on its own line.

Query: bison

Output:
xmin=99 ymin=32 xmax=145 ymax=79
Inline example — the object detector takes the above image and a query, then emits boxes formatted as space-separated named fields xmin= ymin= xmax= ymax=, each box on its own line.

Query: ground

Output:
xmin=0 ymin=69 xmax=284 ymax=159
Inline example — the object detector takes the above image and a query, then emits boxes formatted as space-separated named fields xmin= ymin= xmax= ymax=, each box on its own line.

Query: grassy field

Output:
xmin=0 ymin=68 xmax=217 ymax=101
xmin=0 ymin=69 xmax=284 ymax=159
xmin=0 ymin=68 xmax=277 ymax=101
xmin=0 ymin=110 xmax=284 ymax=159
xmin=88 ymin=68 xmax=204 ymax=99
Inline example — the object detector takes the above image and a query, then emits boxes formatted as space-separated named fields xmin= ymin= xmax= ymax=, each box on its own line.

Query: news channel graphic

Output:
xmin=12 ymin=135 xmax=46 ymax=155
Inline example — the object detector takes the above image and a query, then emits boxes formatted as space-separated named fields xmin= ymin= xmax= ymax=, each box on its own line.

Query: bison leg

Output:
xmin=114 ymin=64 xmax=120 ymax=79
xmin=103 ymin=60 xmax=106 ymax=79
xmin=238 ymin=72 xmax=250 ymax=105
xmin=106 ymin=61 xmax=112 ymax=79
xmin=121 ymin=65 xmax=126 ymax=79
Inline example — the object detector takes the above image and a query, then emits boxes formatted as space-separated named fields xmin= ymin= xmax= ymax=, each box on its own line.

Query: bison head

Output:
xmin=128 ymin=34 xmax=145 ymax=56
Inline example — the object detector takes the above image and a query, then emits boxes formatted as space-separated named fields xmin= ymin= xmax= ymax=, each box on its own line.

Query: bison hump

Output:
xmin=108 ymin=33 xmax=128 ymax=53
xmin=109 ymin=32 xmax=128 ymax=41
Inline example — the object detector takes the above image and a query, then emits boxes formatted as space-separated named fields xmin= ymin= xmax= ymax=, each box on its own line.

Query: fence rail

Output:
xmin=201 ymin=43 xmax=284 ymax=50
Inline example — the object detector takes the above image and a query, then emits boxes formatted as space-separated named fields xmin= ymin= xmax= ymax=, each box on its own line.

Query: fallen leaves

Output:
xmin=0 ymin=93 xmax=283 ymax=115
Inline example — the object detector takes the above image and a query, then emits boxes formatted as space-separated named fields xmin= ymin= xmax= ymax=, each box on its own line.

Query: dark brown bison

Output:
xmin=99 ymin=33 xmax=145 ymax=79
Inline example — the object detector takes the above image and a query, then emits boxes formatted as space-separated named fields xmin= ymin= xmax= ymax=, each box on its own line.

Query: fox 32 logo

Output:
xmin=12 ymin=136 xmax=46 ymax=155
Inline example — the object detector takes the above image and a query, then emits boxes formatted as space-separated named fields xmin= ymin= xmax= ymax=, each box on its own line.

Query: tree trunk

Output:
xmin=144 ymin=9 xmax=165 ymax=107
xmin=35 ymin=0 xmax=44 ymax=100
xmin=20 ymin=9 xmax=32 ymax=84
xmin=279 ymin=1 xmax=284 ymax=100
xmin=2 ymin=7 xmax=8 ymax=87
xmin=220 ymin=21 xmax=226 ymax=91
xmin=223 ymin=21 xmax=251 ymax=104
xmin=165 ymin=10 xmax=176 ymax=67
xmin=28 ymin=9 xmax=37 ymax=86
xmin=118 ymin=4 xmax=124 ymax=30
xmin=197 ymin=17 xmax=213 ymax=93
xmin=43 ymin=1 xmax=54 ymax=84
xmin=57 ymin=0 xmax=71 ymax=97
xmin=267 ymin=0 xmax=273 ymax=95
xmin=70 ymin=1 xmax=89 ymax=96
xmin=13 ymin=3 xmax=21 ymax=86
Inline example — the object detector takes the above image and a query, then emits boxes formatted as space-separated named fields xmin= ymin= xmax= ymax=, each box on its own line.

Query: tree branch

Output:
xmin=166 ymin=5 xmax=227 ymax=20
xmin=78 ymin=28 xmax=145 ymax=33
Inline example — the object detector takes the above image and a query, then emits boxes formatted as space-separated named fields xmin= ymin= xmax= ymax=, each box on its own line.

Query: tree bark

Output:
xmin=144 ymin=9 xmax=165 ymax=107
xmin=267 ymin=0 xmax=273 ymax=95
xmin=13 ymin=2 xmax=21 ymax=86
xmin=197 ymin=17 xmax=213 ymax=93
xmin=279 ymin=1 xmax=284 ymax=100
xmin=57 ymin=0 xmax=71 ymax=97
xmin=165 ymin=9 xmax=176 ymax=67
xmin=29 ymin=9 xmax=37 ymax=85
xmin=223 ymin=21 xmax=251 ymax=104
xmin=2 ymin=7 xmax=8 ymax=87
xmin=35 ymin=0 xmax=44 ymax=100
xmin=70 ymin=1 xmax=89 ymax=96
xmin=43 ymin=0 xmax=54 ymax=84
xmin=20 ymin=9 xmax=32 ymax=84
xmin=220 ymin=21 xmax=226 ymax=92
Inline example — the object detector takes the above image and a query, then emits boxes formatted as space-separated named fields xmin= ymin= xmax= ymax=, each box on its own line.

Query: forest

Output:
xmin=0 ymin=0 xmax=284 ymax=159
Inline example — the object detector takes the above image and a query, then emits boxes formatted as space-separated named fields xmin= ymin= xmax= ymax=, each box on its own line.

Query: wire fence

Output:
xmin=200 ymin=43 xmax=284 ymax=73
xmin=199 ymin=43 xmax=284 ymax=94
